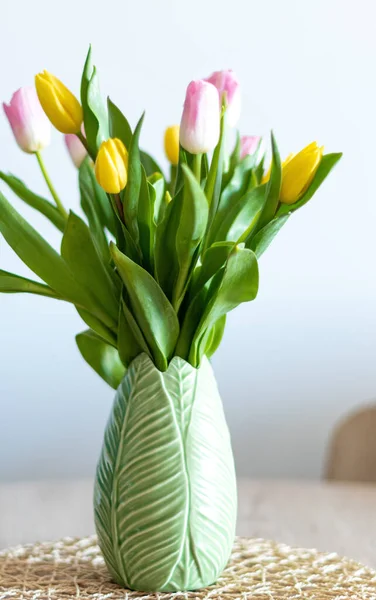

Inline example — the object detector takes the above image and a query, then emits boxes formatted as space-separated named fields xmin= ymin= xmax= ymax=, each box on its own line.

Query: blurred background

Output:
xmin=1 ymin=0 xmax=376 ymax=486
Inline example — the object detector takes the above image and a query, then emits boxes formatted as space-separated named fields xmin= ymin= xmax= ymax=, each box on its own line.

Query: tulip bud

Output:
xmin=205 ymin=70 xmax=241 ymax=127
xmin=164 ymin=125 xmax=180 ymax=165
xmin=64 ymin=134 xmax=87 ymax=168
xmin=3 ymin=87 xmax=51 ymax=153
xmin=280 ymin=142 xmax=324 ymax=205
xmin=240 ymin=135 xmax=261 ymax=159
xmin=180 ymin=80 xmax=220 ymax=154
xmin=35 ymin=71 xmax=83 ymax=134
xmin=95 ymin=138 xmax=128 ymax=194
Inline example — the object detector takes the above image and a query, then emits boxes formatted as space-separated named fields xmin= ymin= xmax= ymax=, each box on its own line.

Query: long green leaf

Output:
xmin=140 ymin=150 xmax=164 ymax=178
xmin=108 ymin=98 xmax=132 ymax=148
xmin=205 ymin=111 xmax=226 ymax=220
xmin=76 ymin=307 xmax=117 ymax=347
xmin=254 ymin=131 xmax=282 ymax=232
xmin=210 ymin=159 xmax=254 ymax=244
xmin=137 ymin=167 xmax=155 ymax=273
xmin=118 ymin=297 xmax=146 ymax=367
xmin=154 ymin=191 xmax=183 ymax=301
xmin=122 ymin=113 xmax=144 ymax=244
xmin=110 ymin=243 xmax=179 ymax=371
xmin=0 ymin=172 xmax=66 ymax=232
xmin=176 ymin=243 xmax=234 ymax=359
xmin=214 ymin=185 xmax=265 ymax=243
xmin=277 ymin=153 xmax=343 ymax=216
xmin=247 ymin=214 xmax=290 ymax=257
xmin=149 ymin=172 xmax=166 ymax=224
xmin=172 ymin=165 xmax=209 ymax=309
xmin=0 ymin=269 xmax=61 ymax=298
xmin=79 ymin=160 xmax=112 ymax=261
xmin=205 ymin=314 xmax=227 ymax=359
xmin=76 ymin=329 xmax=125 ymax=389
xmin=0 ymin=191 xmax=89 ymax=307
xmin=188 ymin=241 xmax=234 ymax=301
xmin=61 ymin=212 xmax=119 ymax=327
xmin=119 ymin=297 xmax=152 ymax=364
xmin=94 ymin=353 xmax=236 ymax=590
xmin=81 ymin=46 xmax=109 ymax=157
xmin=190 ymin=247 xmax=259 ymax=365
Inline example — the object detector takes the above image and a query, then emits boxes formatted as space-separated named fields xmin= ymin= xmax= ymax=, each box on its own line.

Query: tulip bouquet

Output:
xmin=1 ymin=48 xmax=341 ymax=592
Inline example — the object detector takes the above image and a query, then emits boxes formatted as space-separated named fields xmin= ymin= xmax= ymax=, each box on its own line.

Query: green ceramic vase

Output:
xmin=94 ymin=353 xmax=237 ymax=592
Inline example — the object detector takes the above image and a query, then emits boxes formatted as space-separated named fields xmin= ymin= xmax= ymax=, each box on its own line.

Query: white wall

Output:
xmin=1 ymin=0 xmax=376 ymax=481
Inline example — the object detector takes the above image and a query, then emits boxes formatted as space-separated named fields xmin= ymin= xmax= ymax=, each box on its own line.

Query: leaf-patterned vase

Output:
xmin=94 ymin=352 xmax=237 ymax=592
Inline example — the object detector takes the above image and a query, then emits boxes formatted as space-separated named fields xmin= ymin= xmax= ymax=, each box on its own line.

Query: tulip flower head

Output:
xmin=35 ymin=71 xmax=83 ymax=134
xmin=64 ymin=134 xmax=87 ymax=168
xmin=164 ymin=125 xmax=180 ymax=165
xmin=205 ymin=70 xmax=241 ymax=127
xmin=280 ymin=141 xmax=324 ymax=205
xmin=240 ymin=135 xmax=261 ymax=159
xmin=95 ymin=138 xmax=128 ymax=194
xmin=3 ymin=87 xmax=51 ymax=153
xmin=180 ymin=80 xmax=220 ymax=155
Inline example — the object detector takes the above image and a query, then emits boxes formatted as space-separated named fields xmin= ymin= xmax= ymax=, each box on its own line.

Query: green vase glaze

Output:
xmin=94 ymin=353 xmax=237 ymax=592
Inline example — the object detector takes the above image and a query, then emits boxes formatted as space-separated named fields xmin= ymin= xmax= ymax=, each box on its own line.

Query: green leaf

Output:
xmin=176 ymin=243 xmax=234 ymax=360
xmin=94 ymin=352 xmax=236 ymax=590
xmin=117 ymin=299 xmax=145 ymax=368
xmin=247 ymin=214 xmax=290 ymax=257
xmin=122 ymin=113 xmax=144 ymax=244
xmin=154 ymin=191 xmax=183 ymax=301
xmin=222 ymin=131 xmax=241 ymax=189
xmin=149 ymin=172 xmax=166 ymax=224
xmin=190 ymin=247 xmax=259 ymax=365
xmin=140 ymin=150 xmax=164 ymax=178
xmin=0 ymin=191 xmax=90 ymax=307
xmin=205 ymin=314 xmax=227 ymax=359
xmin=254 ymin=131 xmax=282 ymax=233
xmin=0 ymin=172 xmax=66 ymax=232
xmin=76 ymin=329 xmax=125 ymax=389
xmin=137 ymin=168 xmax=155 ymax=273
xmin=214 ymin=184 xmax=265 ymax=243
xmin=277 ymin=153 xmax=343 ymax=216
xmin=188 ymin=241 xmax=234 ymax=300
xmin=79 ymin=159 xmax=111 ymax=261
xmin=76 ymin=307 xmax=117 ymax=347
xmin=108 ymin=98 xmax=132 ymax=148
xmin=208 ymin=160 xmax=254 ymax=245
xmin=81 ymin=45 xmax=109 ymax=157
xmin=61 ymin=212 xmax=119 ymax=327
xmin=110 ymin=243 xmax=179 ymax=371
xmin=205 ymin=111 xmax=227 ymax=232
xmin=0 ymin=269 xmax=61 ymax=298
xmin=172 ymin=165 xmax=209 ymax=309
xmin=119 ymin=296 xmax=151 ymax=366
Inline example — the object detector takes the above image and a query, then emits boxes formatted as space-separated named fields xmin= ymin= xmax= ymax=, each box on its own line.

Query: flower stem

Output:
xmin=77 ymin=131 xmax=96 ymax=161
xmin=36 ymin=152 xmax=68 ymax=219
xmin=193 ymin=153 xmax=202 ymax=183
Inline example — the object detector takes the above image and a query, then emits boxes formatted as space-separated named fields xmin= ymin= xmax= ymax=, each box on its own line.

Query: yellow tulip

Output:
xmin=164 ymin=125 xmax=180 ymax=165
xmin=35 ymin=71 xmax=83 ymax=134
xmin=280 ymin=142 xmax=324 ymax=205
xmin=95 ymin=138 xmax=128 ymax=194
xmin=262 ymin=142 xmax=324 ymax=205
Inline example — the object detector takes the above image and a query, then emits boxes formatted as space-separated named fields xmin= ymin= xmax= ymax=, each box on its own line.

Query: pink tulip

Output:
xmin=64 ymin=133 xmax=87 ymax=168
xmin=3 ymin=87 xmax=51 ymax=153
xmin=205 ymin=70 xmax=241 ymax=127
xmin=180 ymin=80 xmax=220 ymax=154
xmin=240 ymin=135 xmax=261 ymax=159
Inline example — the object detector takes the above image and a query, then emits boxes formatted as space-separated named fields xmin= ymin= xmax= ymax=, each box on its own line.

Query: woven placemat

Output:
xmin=0 ymin=535 xmax=376 ymax=599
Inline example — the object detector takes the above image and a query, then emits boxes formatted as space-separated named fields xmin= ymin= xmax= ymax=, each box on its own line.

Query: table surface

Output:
xmin=1 ymin=478 xmax=376 ymax=569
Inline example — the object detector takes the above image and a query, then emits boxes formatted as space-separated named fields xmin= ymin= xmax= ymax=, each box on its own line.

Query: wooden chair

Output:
xmin=325 ymin=405 xmax=376 ymax=482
